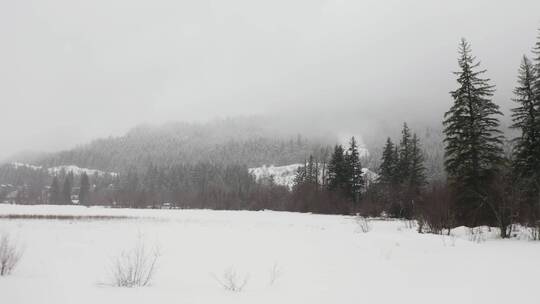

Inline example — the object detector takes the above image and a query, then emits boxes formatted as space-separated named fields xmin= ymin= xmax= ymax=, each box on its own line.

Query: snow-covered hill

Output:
xmin=249 ymin=164 xmax=303 ymax=189
xmin=8 ymin=162 xmax=117 ymax=177
xmin=47 ymin=165 xmax=117 ymax=177
xmin=249 ymin=164 xmax=379 ymax=189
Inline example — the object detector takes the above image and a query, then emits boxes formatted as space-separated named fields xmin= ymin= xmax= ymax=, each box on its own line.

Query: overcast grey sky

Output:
xmin=1 ymin=0 xmax=539 ymax=159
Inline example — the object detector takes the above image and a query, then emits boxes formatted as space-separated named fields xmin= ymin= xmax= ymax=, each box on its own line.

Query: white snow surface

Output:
xmin=0 ymin=204 xmax=538 ymax=304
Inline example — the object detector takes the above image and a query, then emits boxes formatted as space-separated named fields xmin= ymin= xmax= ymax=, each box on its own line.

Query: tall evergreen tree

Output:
xmin=327 ymin=145 xmax=347 ymax=193
xmin=533 ymin=28 xmax=540 ymax=101
xmin=378 ymin=138 xmax=397 ymax=185
xmin=305 ymin=155 xmax=319 ymax=186
xmin=397 ymin=123 xmax=413 ymax=182
xmin=443 ymin=39 xmax=504 ymax=225
xmin=511 ymin=56 xmax=540 ymax=176
xmin=79 ymin=172 xmax=91 ymax=206
xmin=62 ymin=172 xmax=74 ymax=205
xmin=49 ymin=176 xmax=61 ymax=204
xmin=408 ymin=133 xmax=427 ymax=194
xmin=346 ymin=137 xmax=364 ymax=203
xmin=293 ymin=161 xmax=307 ymax=190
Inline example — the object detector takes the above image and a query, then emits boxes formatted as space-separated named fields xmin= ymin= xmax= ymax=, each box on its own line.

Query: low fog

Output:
xmin=1 ymin=0 xmax=539 ymax=159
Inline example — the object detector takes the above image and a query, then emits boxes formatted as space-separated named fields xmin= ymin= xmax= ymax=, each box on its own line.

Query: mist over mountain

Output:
xmin=15 ymin=117 xmax=337 ymax=173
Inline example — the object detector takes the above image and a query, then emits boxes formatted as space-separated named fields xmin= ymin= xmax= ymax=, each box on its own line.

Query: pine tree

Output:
xmin=408 ymin=133 xmax=427 ymax=194
xmin=305 ymin=155 xmax=319 ymax=186
xmin=293 ymin=161 xmax=307 ymax=190
xmin=443 ymin=39 xmax=504 ymax=225
xmin=397 ymin=123 xmax=413 ymax=183
xmin=327 ymin=145 xmax=347 ymax=193
xmin=378 ymin=138 xmax=397 ymax=185
xmin=79 ymin=172 xmax=91 ymax=206
xmin=49 ymin=176 xmax=61 ymax=204
xmin=534 ymin=28 xmax=540 ymax=102
xmin=62 ymin=172 xmax=74 ymax=204
xmin=346 ymin=137 xmax=364 ymax=203
xmin=293 ymin=156 xmax=320 ymax=192
xmin=511 ymin=56 xmax=540 ymax=176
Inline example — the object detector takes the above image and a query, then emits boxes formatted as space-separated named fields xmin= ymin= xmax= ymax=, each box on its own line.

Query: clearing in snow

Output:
xmin=0 ymin=204 xmax=538 ymax=304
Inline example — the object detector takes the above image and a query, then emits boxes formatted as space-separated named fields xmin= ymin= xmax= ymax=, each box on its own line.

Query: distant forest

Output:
xmin=29 ymin=118 xmax=336 ymax=172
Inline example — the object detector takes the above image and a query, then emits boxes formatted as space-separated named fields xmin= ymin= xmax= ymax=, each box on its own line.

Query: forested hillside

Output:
xmin=30 ymin=118 xmax=335 ymax=173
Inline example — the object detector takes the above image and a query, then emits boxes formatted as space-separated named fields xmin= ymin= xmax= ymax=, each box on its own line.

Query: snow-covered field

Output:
xmin=0 ymin=204 xmax=539 ymax=304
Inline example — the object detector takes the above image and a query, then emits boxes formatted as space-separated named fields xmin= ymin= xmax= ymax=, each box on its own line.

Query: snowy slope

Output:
xmin=47 ymin=165 xmax=117 ymax=177
xmin=0 ymin=204 xmax=539 ymax=304
xmin=249 ymin=164 xmax=303 ymax=188
xmin=249 ymin=164 xmax=379 ymax=189
xmin=8 ymin=162 xmax=117 ymax=177
xmin=10 ymin=162 xmax=43 ymax=170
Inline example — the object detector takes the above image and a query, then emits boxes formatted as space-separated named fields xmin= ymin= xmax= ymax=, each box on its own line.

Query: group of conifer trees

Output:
xmin=373 ymin=123 xmax=426 ymax=219
xmin=291 ymin=29 xmax=540 ymax=238
xmin=440 ymin=33 xmax=540 ymax=236
xmin=291 ymin=137 xmax=364 ymax=214
xmin=370 ymin=31 xmax=540 ymax=237
xmin=48 ymin=171 xmax=91 ymax=206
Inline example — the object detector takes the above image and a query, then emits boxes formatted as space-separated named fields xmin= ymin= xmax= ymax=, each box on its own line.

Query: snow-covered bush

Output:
xmin=213 ymin=267 xmax=249 ymax=292
xmin=110 ymin=238 xmax=159 ymax=287
xmin=355 ymin=216 xmax=372 ymax=233
xmin=0 ymin=233 xmax=23 ymax=276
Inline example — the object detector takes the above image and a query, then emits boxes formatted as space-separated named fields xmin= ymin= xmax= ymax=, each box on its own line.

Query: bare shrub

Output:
xmin=0 ymin=233 xmax=23 ymax=276
xmin=268 ymin=262 xmax=282 ymax=286
xmin=416 ymin=181 xmax=455 ymax=235
xmin=355 ymin=215 xmax=372 ymax=233
xmin=213 ymin=267 xmax=249 ymax=292
xmin=532 ymin=224 xmax=540 ymax=241
xmin=401 ymin=219 xmax=417 ymax=230
xmin=525 ymin=224 xmax=540 ymax=241
xmin=468 ymin=227 xmax=487 ymax=243
xmin=110 ymin=238 xmax=159 ymax=287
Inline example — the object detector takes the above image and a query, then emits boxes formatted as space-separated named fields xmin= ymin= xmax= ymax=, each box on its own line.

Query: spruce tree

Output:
xmin=49 ymin=176 xmax=61 ymax=204
xmin=62 ymin=173 xmax=73 ymax=205
xmin=534 ymin=28 xmax=540 ymax=102
xmin=378 ymin=138 xmax=397 ymax=185
xmin=397 ymin=123 xmax=413 ymax=183
xmin=408 ymin=133 xmax=427 ymax=194
xmin=327 ymin=145 xmax=347 ymax=193
xmin=293 ymin=161 xmax=307 ymax=190
xmin=443 ymin=39 xmax=504 ymax=226
xmin=305 ymin=155 xmax=319 ymax=186
xmin=346 ymin=137 xmax=364 ymax=203
xmin=79 ymin=172 xmax=91 ymax=206
xmin=511 ymin=56 xmax=539 ymax=176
